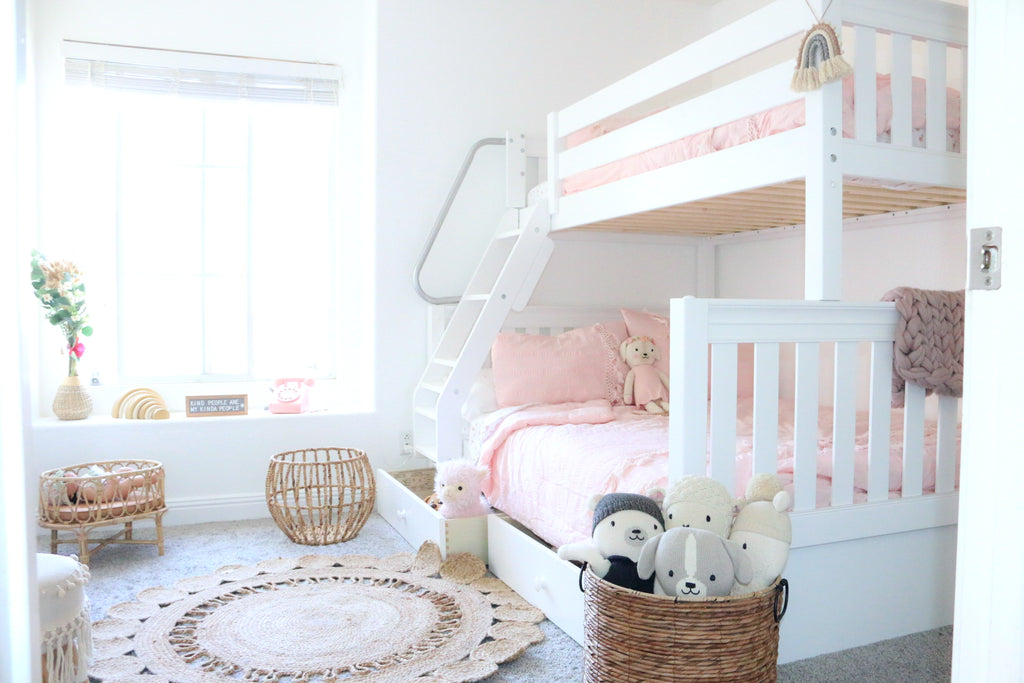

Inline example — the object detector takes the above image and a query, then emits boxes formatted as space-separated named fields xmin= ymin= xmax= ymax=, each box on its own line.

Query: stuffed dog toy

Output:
xmin=637 ymin=526 xmax=752 ymax=599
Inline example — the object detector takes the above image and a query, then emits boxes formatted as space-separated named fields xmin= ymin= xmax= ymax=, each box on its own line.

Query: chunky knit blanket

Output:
xmin=881 ymin=287 xmax=965 ymax=408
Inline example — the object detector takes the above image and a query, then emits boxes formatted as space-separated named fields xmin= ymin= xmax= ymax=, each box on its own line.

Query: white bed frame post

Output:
xmin=804 ymin=0 xmax=845 ymax=302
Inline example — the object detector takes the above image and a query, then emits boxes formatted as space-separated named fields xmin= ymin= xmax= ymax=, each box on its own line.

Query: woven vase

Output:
xmin=53 ymin=375 xmax=93 ymax=420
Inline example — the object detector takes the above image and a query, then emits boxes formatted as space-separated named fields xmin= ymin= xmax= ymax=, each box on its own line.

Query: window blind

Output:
xmin=63 ymin=42 xmax=340 ymax=105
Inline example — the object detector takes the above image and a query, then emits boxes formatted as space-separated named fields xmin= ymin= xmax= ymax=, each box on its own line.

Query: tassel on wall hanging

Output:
xmin=791 ymin=0 xmax=852 ymax=92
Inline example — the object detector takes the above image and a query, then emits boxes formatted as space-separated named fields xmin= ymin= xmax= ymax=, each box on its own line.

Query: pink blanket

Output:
xmin=563 ymin=74 xmax=962 ymax=196
xmin=474 ymin=398 xmax=958 ymax=550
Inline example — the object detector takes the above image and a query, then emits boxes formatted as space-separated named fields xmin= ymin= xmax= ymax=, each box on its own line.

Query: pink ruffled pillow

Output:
xmin=491 ymin=322 xmax=628 ymax=407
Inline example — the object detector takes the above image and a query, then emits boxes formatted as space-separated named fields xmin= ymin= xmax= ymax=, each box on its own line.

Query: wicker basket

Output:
xmin=582 ymin=567 xmax=789 ymax=682
xmin=38 ymin=459 xmax=166 ymax=563
xmin=266 ymin=447 xmax=376 ymax=545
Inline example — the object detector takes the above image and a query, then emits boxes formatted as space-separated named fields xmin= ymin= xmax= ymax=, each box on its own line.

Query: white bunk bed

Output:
xmin=379 ymin=0 xmax=967 ymax=665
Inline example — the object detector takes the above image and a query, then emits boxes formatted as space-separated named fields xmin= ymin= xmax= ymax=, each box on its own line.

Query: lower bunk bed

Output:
xmin=469 ymin=296 xmax=960 ymax=664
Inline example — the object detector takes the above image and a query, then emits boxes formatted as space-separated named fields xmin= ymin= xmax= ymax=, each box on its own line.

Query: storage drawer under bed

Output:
xmin=487 ymin=513 xmax=585 ymax=644
xmin=375 ymin=467 xmax=488 ymax=560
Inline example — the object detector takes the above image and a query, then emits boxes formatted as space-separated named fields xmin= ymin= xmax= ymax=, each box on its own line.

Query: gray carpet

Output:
xmin=47 ymin=514 xmax=951 ymax=682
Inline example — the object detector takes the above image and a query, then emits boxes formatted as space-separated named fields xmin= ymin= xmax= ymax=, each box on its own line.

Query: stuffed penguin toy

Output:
xmin=557 ymin=492 xmax=665 ymax=593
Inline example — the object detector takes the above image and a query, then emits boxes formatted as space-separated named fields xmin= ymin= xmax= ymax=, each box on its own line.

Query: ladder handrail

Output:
xmin=413 ymin=136 xmax=506 ymax=305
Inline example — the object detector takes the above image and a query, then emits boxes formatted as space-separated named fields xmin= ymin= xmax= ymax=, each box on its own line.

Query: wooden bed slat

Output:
xmin=572 ymin=180 xmax=966 ymax=236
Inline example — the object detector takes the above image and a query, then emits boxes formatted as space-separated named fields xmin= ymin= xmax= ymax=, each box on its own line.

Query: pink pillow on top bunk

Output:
xmin=620 ymin=308 xmax=670 ymax=375
xmin=491 ymin=322 xmax=629 ymax=408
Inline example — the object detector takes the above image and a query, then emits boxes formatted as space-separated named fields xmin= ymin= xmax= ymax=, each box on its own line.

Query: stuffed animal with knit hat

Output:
xmin=662 ymin=474 xmax=737 ymax=538
xmin=557 ymin=492 xmax=665 ymax=593
xmin=728 ymin=472 xmax=792 ymax=595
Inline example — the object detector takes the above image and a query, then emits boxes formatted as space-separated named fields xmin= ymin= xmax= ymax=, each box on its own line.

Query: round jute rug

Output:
xmin=88 ymin=541 xmax=545 ymax=683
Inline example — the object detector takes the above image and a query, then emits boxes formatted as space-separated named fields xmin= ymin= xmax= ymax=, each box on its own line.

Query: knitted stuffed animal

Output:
xmin=557 ymin=492 xmax=666 ymax=593
xmin=728 ymin=473 xmax=792 ymax=595
xmin=662 ymin=474 xmax=736 ymax=538
xmin=620 ymin=336 xmax=670 ymax=414
xmin=637 ymin=526 xmax=752 ymax=599
xmin=434 ymin=460 xmax=491 ymax=519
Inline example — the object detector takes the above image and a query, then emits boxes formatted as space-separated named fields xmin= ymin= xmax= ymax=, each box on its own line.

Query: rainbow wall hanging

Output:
xmin=791 ymin=22 xmax=853 ymax=92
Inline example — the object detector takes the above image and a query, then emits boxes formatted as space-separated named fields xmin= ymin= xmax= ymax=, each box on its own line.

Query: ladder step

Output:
xmin=495 ymin=229 xmax=521 ymax=240
xmin=415 ymin=406 xmax=437 ymax=421
xmin=416 ymin=444 xmax=438 ymax=461
xmin=433 ymin=357 xmax=457 ymax=368
xmin=462 ymin=294 xmax=489 ymax=302
xmin=420 ymin=381 xmax=444 ymax=394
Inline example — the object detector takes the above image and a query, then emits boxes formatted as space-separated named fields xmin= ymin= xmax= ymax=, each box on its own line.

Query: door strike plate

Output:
xmin=969 ymin=226 xmax=1002 ymax=291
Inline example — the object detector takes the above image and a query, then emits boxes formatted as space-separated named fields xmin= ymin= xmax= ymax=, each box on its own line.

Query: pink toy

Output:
xmin=269 ymin=378 xmax=314 ymax=414
xmin=434 ymin=460 xmax=491 ymax=519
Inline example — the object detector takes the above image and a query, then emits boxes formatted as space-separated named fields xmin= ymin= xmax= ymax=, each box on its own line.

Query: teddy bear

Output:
xmin=557 ymin=492 xmax=665 ymax=593
xmin=728 ymin=473 xmax=792 ymax=595
xmin=637 ymin=526 xmax=752 ymax=599
xmin=660 ymin=474 xmax=736 ymax=538
xmin=620 ymin=335 xmax=670 ymax=414
xmin=433 ymin=460 xmax=491 ymax=519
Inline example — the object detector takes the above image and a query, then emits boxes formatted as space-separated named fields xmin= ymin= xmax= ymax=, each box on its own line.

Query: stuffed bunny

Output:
xmin=728 ymin=473 xmax=792 ymax=594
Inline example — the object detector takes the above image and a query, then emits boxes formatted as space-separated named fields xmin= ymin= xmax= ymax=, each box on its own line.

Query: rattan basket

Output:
xmin=266 ymin=447 xmax=376 ymax=545
xmin=582 ymin=567 xmax=789 ymax=682
xmin=38 ymin=459 xmax=166 ymax=563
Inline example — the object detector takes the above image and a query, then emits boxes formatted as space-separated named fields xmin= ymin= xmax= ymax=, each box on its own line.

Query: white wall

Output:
xmin=26 ymin=0 xmax=712 ymax=525
xmin=716 ymin=207 xmax=966 ymax=300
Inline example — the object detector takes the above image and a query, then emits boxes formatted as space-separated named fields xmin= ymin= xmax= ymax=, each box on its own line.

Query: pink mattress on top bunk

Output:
xmin=562 ymin=74 xmax=962 ymax=196
xmin=472 ymin=397 xmax=958 ymax=551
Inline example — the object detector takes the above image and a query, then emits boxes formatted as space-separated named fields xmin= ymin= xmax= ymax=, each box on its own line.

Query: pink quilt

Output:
xmin=474 ymin=397 xmax=958 ymax=550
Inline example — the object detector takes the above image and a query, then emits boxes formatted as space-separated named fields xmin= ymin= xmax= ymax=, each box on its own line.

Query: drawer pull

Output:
xmin=534 ymin=577 xmax=547 ymax=592
xmin=396 ymin=509 xmax=407 ymax=521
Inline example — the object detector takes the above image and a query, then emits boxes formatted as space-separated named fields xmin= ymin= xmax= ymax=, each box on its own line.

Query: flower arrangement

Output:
xmin=30 ymin=250 xmax=93 ymax=377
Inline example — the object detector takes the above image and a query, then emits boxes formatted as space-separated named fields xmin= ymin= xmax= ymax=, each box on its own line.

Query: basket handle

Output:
xmin=578 ymin=563 xmax=588 ymax=593
xmin=773 ymin=578 xmax=790 ymax=623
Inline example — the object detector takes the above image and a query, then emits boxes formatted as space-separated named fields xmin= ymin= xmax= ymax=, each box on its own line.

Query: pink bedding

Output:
xmin=474 ymin=397 xmax=958 ymax=550
xmin=563 ymin=74 xmax=962 ymax=196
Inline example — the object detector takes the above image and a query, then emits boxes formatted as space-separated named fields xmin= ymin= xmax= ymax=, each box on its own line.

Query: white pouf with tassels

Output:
xmin=37 ymin=553 xmax=92 ymax=683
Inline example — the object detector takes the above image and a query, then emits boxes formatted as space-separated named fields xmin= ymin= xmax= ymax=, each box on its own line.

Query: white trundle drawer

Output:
xmin=375 ymin=468 xmax=487 ymax=560
xmin=487 ymin=514 xmax=585 ymax=644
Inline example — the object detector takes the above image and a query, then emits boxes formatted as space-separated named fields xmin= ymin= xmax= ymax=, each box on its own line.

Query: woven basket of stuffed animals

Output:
xmin=582 ymin=568 xmax=788 ymax=682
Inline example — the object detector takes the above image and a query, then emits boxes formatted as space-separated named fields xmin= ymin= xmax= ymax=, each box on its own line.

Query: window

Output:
xmin=56 ymin=43 xmax=359 ymax=394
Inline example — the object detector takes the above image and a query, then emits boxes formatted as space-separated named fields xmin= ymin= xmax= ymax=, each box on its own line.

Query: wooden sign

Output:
xmin=186 ymin=394 xmax=248 ymax=417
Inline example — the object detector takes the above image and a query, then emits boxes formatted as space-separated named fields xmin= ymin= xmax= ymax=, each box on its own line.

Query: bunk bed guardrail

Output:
xmin=672 ymin=296 xmax=960 ymax=548
xmin=545 ymin=0 xmax=968 ymax=257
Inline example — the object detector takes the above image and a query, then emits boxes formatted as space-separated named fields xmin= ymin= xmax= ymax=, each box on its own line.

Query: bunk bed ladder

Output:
xmin=412 ymin=199 xmax=553 ymax=463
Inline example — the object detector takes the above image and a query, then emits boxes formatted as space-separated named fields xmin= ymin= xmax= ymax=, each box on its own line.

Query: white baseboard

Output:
xmin=162 ymin=493 xmax=271 ymax=526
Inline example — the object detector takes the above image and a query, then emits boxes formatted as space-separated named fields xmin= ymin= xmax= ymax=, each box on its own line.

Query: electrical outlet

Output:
xmin=400 ymin=431 xmax=414 ymax=455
